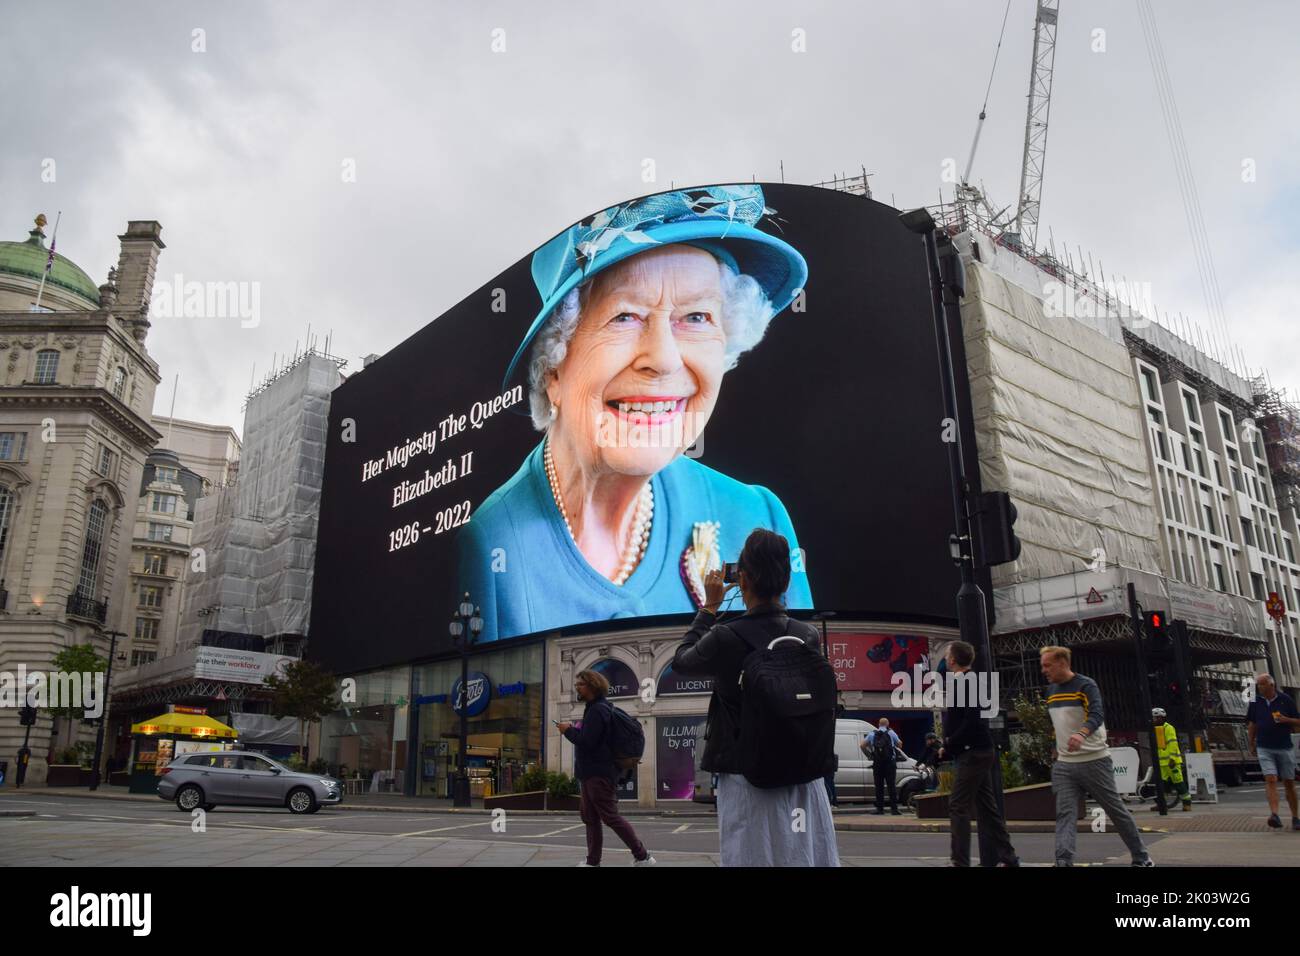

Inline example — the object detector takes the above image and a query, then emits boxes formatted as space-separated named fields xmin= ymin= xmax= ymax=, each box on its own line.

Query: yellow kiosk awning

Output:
xmin=131 ymin=713 xmax=238 ymax=739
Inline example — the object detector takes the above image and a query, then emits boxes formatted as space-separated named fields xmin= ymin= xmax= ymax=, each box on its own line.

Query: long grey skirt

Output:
xmin=716 ymin=773 xmax=841 ymax=867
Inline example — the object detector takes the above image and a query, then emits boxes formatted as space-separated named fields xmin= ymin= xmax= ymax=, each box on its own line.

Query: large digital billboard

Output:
xmin=311 ymin=183 xmax=985 ymax=674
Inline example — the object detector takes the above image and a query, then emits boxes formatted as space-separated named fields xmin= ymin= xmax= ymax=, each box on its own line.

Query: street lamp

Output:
xmin=448 ymin=593 xmax=483 ymax=808
xmin=90 ymin=627 xmax=127 ymax=791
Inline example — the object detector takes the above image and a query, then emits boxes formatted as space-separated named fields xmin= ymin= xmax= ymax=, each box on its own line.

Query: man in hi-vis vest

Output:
xmin=1150 ymin=707 xmax=1192 ymax=812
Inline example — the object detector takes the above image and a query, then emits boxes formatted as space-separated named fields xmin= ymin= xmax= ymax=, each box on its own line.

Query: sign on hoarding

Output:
xmin=193 ymin=648 xmax=294 ymax=685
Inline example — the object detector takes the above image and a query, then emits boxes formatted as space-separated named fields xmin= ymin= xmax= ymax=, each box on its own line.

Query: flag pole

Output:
xmin=32 ymin=210 xmax=61 ymax=312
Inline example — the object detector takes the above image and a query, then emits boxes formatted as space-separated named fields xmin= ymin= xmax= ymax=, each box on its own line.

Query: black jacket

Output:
xmin=942 ymin=681 xmax=994 ymax=755
xmin=672 ymin=603 xmax=821 ymax=775
xmin=562 ymin=696 xmax=617 ymax=782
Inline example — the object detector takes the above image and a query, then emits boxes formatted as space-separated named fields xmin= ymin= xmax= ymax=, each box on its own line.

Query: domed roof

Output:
xmin=0 ymin=216 xmax=101 ymax=308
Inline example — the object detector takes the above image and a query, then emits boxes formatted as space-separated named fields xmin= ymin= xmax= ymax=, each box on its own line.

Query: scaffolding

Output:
xmin=811 ymin=168 xmax=873 ymax=198
xmin=1251 ymin=374 xmax=1300 ymax=503
xmin=178 ymin=350 xmax=344 ymax=651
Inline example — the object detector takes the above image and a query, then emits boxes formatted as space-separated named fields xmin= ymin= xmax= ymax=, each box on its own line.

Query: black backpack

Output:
xmin=605 ymin=703 xmax=646 ymax=770
xmin=733 ymin=617 xmax=836 ymax=789
xmin=871 ymin=728 xmax=896 ymax=766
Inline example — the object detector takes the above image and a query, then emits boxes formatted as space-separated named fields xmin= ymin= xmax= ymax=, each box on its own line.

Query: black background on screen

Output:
xmin=310 ymin=184 xmax=988 ymax=674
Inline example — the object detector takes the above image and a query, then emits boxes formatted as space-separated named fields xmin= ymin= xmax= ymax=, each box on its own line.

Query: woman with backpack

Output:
xmin=557 ymin=669 xmax=656 ymax=867
xmin=672 ymin=528 xmax=840 ymax=866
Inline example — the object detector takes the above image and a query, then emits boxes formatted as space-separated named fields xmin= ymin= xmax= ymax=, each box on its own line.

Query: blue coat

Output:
xmin=458 ymin=441 xmax=813 ymax=642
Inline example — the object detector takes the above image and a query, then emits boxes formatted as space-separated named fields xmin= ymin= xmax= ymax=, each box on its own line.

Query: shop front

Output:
xmin=318 ymin=665 xmax=411 ymax=793
xmin=412 ymin=642 xmax=543 ymax=799
xmin=547 ymin=621 xmax=955 ymax=807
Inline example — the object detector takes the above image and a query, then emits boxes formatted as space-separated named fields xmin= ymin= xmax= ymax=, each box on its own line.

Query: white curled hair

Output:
xmin=527 ymin=258 xmax=776 ymax=430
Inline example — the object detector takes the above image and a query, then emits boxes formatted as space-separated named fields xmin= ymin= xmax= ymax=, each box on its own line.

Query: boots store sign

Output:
xmin=450 ymin=672 xmax=492 ymax=717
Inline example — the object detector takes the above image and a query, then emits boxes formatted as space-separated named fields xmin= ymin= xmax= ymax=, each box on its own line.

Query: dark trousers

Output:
xmin=873 ymin=763 xmax=898 ymax=811
xmin=579 ymin=775 xmax=647 ymax=866
xmin=948 ymin=749 xmax=1017 ymax=867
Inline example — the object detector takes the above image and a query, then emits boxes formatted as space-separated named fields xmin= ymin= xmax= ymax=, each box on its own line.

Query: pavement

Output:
xmin=6 ymin=784 xmax=1288 ymax=832
xmin=1 ymin=783 xmax=1296 ymax=866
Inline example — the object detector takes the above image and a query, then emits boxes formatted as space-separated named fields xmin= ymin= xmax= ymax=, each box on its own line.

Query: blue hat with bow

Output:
xmin=503 ymin=184 xmax=808 ymax=388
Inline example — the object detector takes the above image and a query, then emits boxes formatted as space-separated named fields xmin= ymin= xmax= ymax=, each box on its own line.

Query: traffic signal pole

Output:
xmin=904 ymin=210 xmax=1007 ymax=864
xmin=1127 ymin=583 xmax=1168 ymax=815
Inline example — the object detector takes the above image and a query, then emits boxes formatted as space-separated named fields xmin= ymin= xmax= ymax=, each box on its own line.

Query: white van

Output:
xmin=693 ymin=717 xmax=923 ymax=805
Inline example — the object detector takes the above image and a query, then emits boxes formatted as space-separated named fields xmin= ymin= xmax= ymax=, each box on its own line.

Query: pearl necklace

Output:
xmin=544 ymin=439 xmax=653 ymax=586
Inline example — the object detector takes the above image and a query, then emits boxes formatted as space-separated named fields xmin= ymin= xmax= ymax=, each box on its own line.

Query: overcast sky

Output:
xmin=3 ymin=0 xmax=1296 ymax=436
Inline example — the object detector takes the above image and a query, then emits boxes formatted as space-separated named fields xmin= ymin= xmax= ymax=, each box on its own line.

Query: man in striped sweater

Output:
xmin=1040 ymin=645 xmax=1153 ymax=867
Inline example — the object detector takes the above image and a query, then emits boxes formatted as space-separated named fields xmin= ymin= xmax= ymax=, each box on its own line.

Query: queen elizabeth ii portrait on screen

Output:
xmin=458 ymin=185 xmax=813 ymax=641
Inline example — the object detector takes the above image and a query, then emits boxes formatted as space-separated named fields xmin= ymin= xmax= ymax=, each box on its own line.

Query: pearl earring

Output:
xmin=548 ymin=403 xmax=558 ymax=422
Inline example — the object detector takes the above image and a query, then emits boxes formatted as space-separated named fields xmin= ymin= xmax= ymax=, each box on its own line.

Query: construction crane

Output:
xmin=1011 ymin=0 xmax=1061 ymax=251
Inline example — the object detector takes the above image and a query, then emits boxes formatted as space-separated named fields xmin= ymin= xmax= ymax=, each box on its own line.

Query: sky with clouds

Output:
xmin=2 ymin=0 xmax=1296 ymax=437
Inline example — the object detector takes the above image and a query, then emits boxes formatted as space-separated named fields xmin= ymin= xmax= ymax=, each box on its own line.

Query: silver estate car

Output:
xmin=157 ymin=750 xmax=343 ymax=814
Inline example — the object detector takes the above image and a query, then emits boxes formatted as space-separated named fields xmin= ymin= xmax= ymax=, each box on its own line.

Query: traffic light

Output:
xmin=973 ymin=491 xmax=1021 ymax=568
xmin=1145 ymin=610 xmax=1173 ymax=665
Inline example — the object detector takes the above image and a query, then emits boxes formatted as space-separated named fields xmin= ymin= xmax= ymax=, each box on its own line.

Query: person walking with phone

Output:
xmin=672 ymin=528 xmax=839 ymax=866
xmin=1246 ymin=673 xmax=1300 ymax=830
xmin=557 ymin=669 xmax=655 ymax=867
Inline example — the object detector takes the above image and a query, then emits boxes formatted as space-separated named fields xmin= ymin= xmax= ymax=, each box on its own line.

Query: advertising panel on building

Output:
xmin=310 ymin=183 xmax=984 ymax=802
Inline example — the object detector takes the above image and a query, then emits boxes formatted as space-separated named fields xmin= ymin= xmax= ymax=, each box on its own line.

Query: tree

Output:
xmin=263 ymin=660 xmax=338 ymax=759
xmin=48 ymin=644 xmax=108 ymax=723
xmin=1009 ymin=693 xmax=1057 ymax=784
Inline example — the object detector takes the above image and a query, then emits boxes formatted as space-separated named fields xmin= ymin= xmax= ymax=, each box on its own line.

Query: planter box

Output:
xmin=45 ymin=765 xmax=92 ymax=787
xmin=916 ymin=781 xmax=1083 ymax=821
xmin=484 ymin=790 xmax=581 ymax=812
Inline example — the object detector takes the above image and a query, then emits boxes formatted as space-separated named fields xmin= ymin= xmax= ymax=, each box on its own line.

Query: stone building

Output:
xmin=0 ymin=215 xmax=165 ymax=782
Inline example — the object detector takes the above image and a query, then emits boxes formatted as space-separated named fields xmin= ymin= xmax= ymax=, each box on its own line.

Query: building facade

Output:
xmin=0 ymin=215 xmax=165 ymax=783
xmin=935 ymin=203 xmax=1294 ymax=776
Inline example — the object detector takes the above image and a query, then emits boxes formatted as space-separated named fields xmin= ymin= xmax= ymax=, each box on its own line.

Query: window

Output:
xmin=144 ymin=553 xmax=166 ymax=575
xmin=130 ymin=650 xmax=156 ymax=666
xmin=1220 ymin=411 xmax=1234 ymax=441
xmin=0 ymin=486 xmax=12 ymax=570
xmin=76 ymin=499 xmax=108 ymax=599
xmin=96 ymin=445 xmax=116 ymax=478
xmin=1287 ymin=538 xmax=1296 ymax=564
xmin=111 ymin=367 xmax=126 ymax=400
xmin=241 ymin=755 xmax=276 ymax=772
xmin=1241 ymin=518 xmax=1254 ymax=547
xmin=1214 ymin=564 xmax=1227 ymax=592
xmin=138 ymin=585 xmax=162 ymax=608
xmin=1251 ymin=573 xmax=1265 ymax=601
xmin=146 ymin=522 xmax=173 ymax=542
xmin=1203 ymin=504 xmax=1217 ymax=536
xmin=135 ymin=617 xmax=159 ymax=642
xmin=155 ymin=466 xmax=179 ymax=483
xmin=1141 ymin=367 xmax=1160 ymax=404
xmin=34 ymin=349 xmax=59 ymax=384
xmin=0 ymin=433 xmax=26 ymax=461
xmin=1183 ymin=391 xmax=1200 ymax=425
xmin=151 ymin=493 xmax=177 ymax=514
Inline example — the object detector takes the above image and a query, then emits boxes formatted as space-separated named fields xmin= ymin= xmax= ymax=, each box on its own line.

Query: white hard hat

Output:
xmin=1151 ymin=707 xmax=1166 ymax=719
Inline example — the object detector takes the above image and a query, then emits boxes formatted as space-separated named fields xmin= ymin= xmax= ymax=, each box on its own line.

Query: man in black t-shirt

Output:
xmin=1245 ymin=673 xmax=1300 ymax=830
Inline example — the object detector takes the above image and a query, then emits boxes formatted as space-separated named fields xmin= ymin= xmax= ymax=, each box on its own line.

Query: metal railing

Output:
xmin=66 ymin=591 xmax=108 ymax=624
